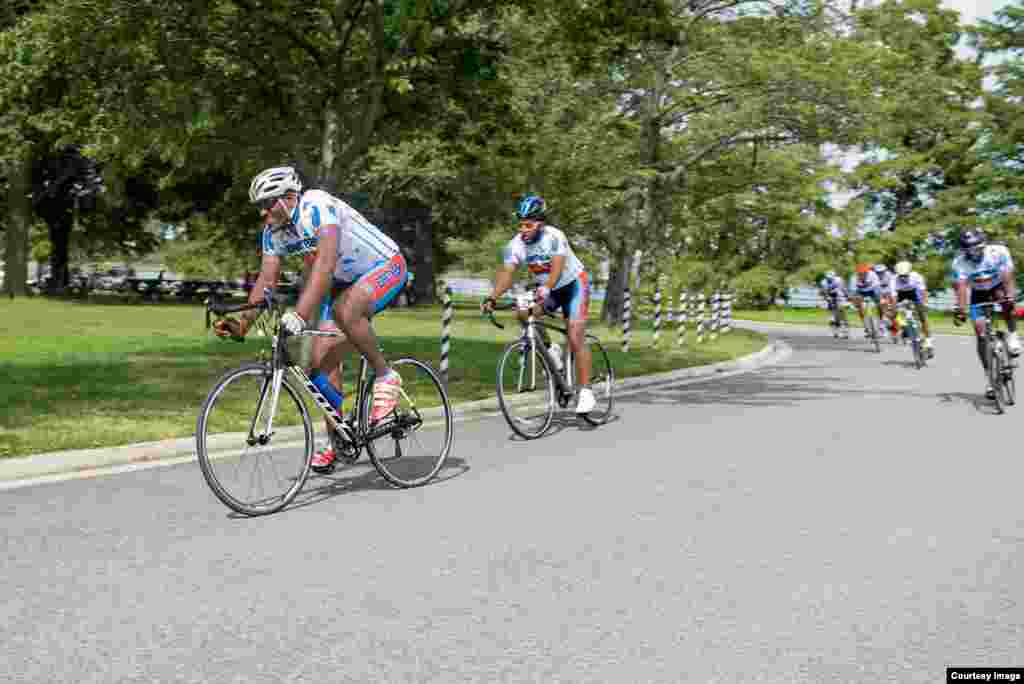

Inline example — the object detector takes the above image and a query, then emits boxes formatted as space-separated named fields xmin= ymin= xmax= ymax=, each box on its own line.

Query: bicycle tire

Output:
xmin=865 ymin=312 xmax=880 ymax=353
xmin=581 ymin=335 xmax=615 ymax=426
xmin=361 ymin=357 xmax=453 ymax=488
xmin=496 ymin=339 xmax=556 ymax=439
xmin=996 ymin=335 xmax=1016 ymax=407
xmin=196 ymin=364 xmax=313 ymax=516
xmin=909 ymin=324 xmax=925 ymax=369
xmin=989 ymin=341 xmax=1005 ymax=414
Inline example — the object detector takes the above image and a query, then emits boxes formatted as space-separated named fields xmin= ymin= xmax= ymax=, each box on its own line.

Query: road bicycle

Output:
xmin=826 ymin=296 xmax=850 ymax=340
xmin=196 ymin=291 xmax=453 ymax=516
xmin=956 ymin=301 xmax=1016 ymax=414
xmin=857 ymin=296 xmax=882 ymax=353
xmin=895 ymin=300 xmax=927 ymax=369
xmin=486 ymin=294 xmax=614 ymax=439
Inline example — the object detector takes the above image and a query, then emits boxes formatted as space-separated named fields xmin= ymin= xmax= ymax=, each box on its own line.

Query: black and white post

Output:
xmin=622 ymin=288 xmax=632 ymax=353
xmin=696 ymin=293 xmax=706 ymax=344
xmin=677 ymin=291 xmax=689 ymax=347
xmin=440 ymin=285 xmax=453 ymax=388
xmin=652 ymin=284 xmax=663 ymax=348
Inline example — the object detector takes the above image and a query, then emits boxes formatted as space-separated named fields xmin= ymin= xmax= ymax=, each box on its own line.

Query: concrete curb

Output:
xmin=0 ymin=338 xmax=790 ymax=485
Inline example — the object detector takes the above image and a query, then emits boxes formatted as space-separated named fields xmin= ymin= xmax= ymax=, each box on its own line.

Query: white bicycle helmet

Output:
xmin=895 ymin=261 xmax=912 ymax=276
xmin=248 ymin=166 xmax=302 ymax=204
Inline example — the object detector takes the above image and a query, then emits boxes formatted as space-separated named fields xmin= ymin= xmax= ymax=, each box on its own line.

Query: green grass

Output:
xmin=733 ymin=306 xmax=977 ymax=336
xmin=0 ymin=297 xmax=767 ymax=458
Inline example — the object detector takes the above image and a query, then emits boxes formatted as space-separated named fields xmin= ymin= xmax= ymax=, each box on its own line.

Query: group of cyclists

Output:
xmin=212 ymin=164 xmax=1024 ymax=446
xmin=819 ymin=230 xmax=1021 ymax=399
xmin=213 ymin=166 xmax=595 ymax=470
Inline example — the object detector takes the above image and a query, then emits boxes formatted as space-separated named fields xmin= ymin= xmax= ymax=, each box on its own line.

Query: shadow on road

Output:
xmin=503 ymin=411 xmax=623 ymax=442
xmin=225 ymin=457 xmax=471 ymax=518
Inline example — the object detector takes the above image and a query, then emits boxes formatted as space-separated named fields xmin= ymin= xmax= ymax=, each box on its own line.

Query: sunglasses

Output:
xmin=255 ymin=196 xmax=283 ymax=212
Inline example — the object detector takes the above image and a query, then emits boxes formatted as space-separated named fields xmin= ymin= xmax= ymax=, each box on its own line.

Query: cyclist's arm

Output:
xmin=242 ymin=255 xmax=282 ymax=324
xmin=1004 ymin=269 xmax=1017 ymax=301
xmin=544 ymin=255 xmax=566 ymax=291
xmin=954 ymin=279 xmax=969 ymax=312
xmin=490 ymin=264 xmax=517 ymax=301
xmin=294 ymin=224 xmax=339 ymax=323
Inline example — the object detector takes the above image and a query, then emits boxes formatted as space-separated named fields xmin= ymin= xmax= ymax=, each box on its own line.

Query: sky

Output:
xmin=943 ymin=0 xmax=1011 ymax=25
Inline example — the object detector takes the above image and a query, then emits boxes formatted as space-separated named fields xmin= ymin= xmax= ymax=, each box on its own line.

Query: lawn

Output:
xmin=1 ymin=296 xmax=767 ymax=457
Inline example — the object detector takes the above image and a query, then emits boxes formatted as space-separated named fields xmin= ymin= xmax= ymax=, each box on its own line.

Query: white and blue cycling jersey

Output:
xmin=951 ymin=244 xmax=1014 ymax=292
xmin=503 ymin=225 xmax=585 ymax=291
xmin=850 ymin=271 xmax=882 ymax=296
xmin=893 ymin=271 xmax=927 ymax=296
xmin=260 ymin=189 xmax=400 ymax=283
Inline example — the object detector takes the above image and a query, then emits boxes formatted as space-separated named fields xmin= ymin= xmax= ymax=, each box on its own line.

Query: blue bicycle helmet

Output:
xmin=516 ymin=195 xmax=546 ymax=221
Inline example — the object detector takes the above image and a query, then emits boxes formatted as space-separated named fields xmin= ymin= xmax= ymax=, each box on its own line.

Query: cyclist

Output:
xmin=892 ymin=260 xmax=934 ymax=357
xmin=214 ymin=166 xmax=408 ymax=471
xmin=849 ymin=263 xmax=885 ymax=339
xmin=818 ymin=270 xmax=849 ymax=337
xmin=480 ymin=194 xmax=596 ymax=414
xmin=952 ymin=230 xmax=1020 ymax=398
xmin=871 ymin=263 xmax=899 ymax=340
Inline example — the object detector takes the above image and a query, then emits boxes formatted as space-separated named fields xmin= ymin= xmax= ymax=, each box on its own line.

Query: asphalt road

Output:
xmin=3 ymin=323 xmax=1022 ymax=683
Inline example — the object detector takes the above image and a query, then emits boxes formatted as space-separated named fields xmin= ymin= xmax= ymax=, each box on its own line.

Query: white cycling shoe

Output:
xmin=576 ymin=388 xmax=596 ymax=414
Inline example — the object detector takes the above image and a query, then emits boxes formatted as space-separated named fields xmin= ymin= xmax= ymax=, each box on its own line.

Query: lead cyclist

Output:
xmin=214 ymin=166 xmax=409 ymax=471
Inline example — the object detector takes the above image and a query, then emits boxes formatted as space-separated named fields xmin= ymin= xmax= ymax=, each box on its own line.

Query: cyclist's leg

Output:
xmin=995 ymin=283 xmax=1020 ymax=354
xmin=971 ymin=288 xmax=991 ymax=369
xmin=562 ymin=274 xmax=591 ymax=386
xmin=336 ymin=255 xmax=408 ymax=377
xmin=336 ymin=255 xmax=409 ymax=421
xmin=312 ymin=288 xmax=356 ymax=466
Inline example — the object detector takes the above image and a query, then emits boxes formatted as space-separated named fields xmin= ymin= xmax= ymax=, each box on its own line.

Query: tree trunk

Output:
xmin=45 ymin=210 xmax=72 ymax=292
xmin=600 ymin=246 xmax=633 ymax=325
xmin=318 ymin=103 xmax=339 ymax=188
xmin=413 ymin=212 xmax=436 ymax=306
xmin=4 ymin=158 xmax=30 ymax=298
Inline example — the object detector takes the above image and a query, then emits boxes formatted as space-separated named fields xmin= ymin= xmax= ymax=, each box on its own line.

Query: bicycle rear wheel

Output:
xmin=361 ymin=358 xmax=453 ymax=488
xmin=196 ymin=364 xmax=313 ymax=516
xmin=581 ymin=335 xmax=614 ymax=426
xmin=497 ymin=339 xmax=556 ymax=439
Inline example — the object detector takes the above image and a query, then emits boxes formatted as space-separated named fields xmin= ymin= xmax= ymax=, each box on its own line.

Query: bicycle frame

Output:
xmin=210 ymin=294 xmax=402 ymax=448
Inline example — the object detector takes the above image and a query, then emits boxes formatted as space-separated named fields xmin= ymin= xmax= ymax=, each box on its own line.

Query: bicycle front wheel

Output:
xmin=865 ymin=312 xmax=880 ymax=353
xmin=909 ymin=326 xmax=925 ymax=369
xmin=581 ymin=335 xmax=614 ymax=426
xmin=196 ymin=364 xmax=313 ymax=516
xmin=996 ymin=336 xmax=1016 ymax=407
xmin=497 ymin=339 xmax=556 ymax=439
xmin=988 ymin=343 xmax=1006 ymax=414
xmin=361 ymin=358 xmax=453 ymax=488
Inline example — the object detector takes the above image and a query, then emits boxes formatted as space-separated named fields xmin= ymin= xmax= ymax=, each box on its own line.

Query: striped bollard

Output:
xmin=696 ymin=294 xmax=706 ymax=344
xmin=710 ymin=292 xmax=721 ymax=341
xmin=724 ymin=292 xmax=733 ymax=333
xmin=677 ymin=291 xmax=689 ymax=347
xmin=652 ymin=285 xmax=663 ymax=348
xmin=622 ymin=288 xmax=632 ymax=353
xmin=440 ymin=285 xmax=452 ymax=388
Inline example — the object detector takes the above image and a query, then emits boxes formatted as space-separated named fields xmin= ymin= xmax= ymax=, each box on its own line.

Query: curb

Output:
xmin=0 ymin=338 xmax=790 ymax=486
